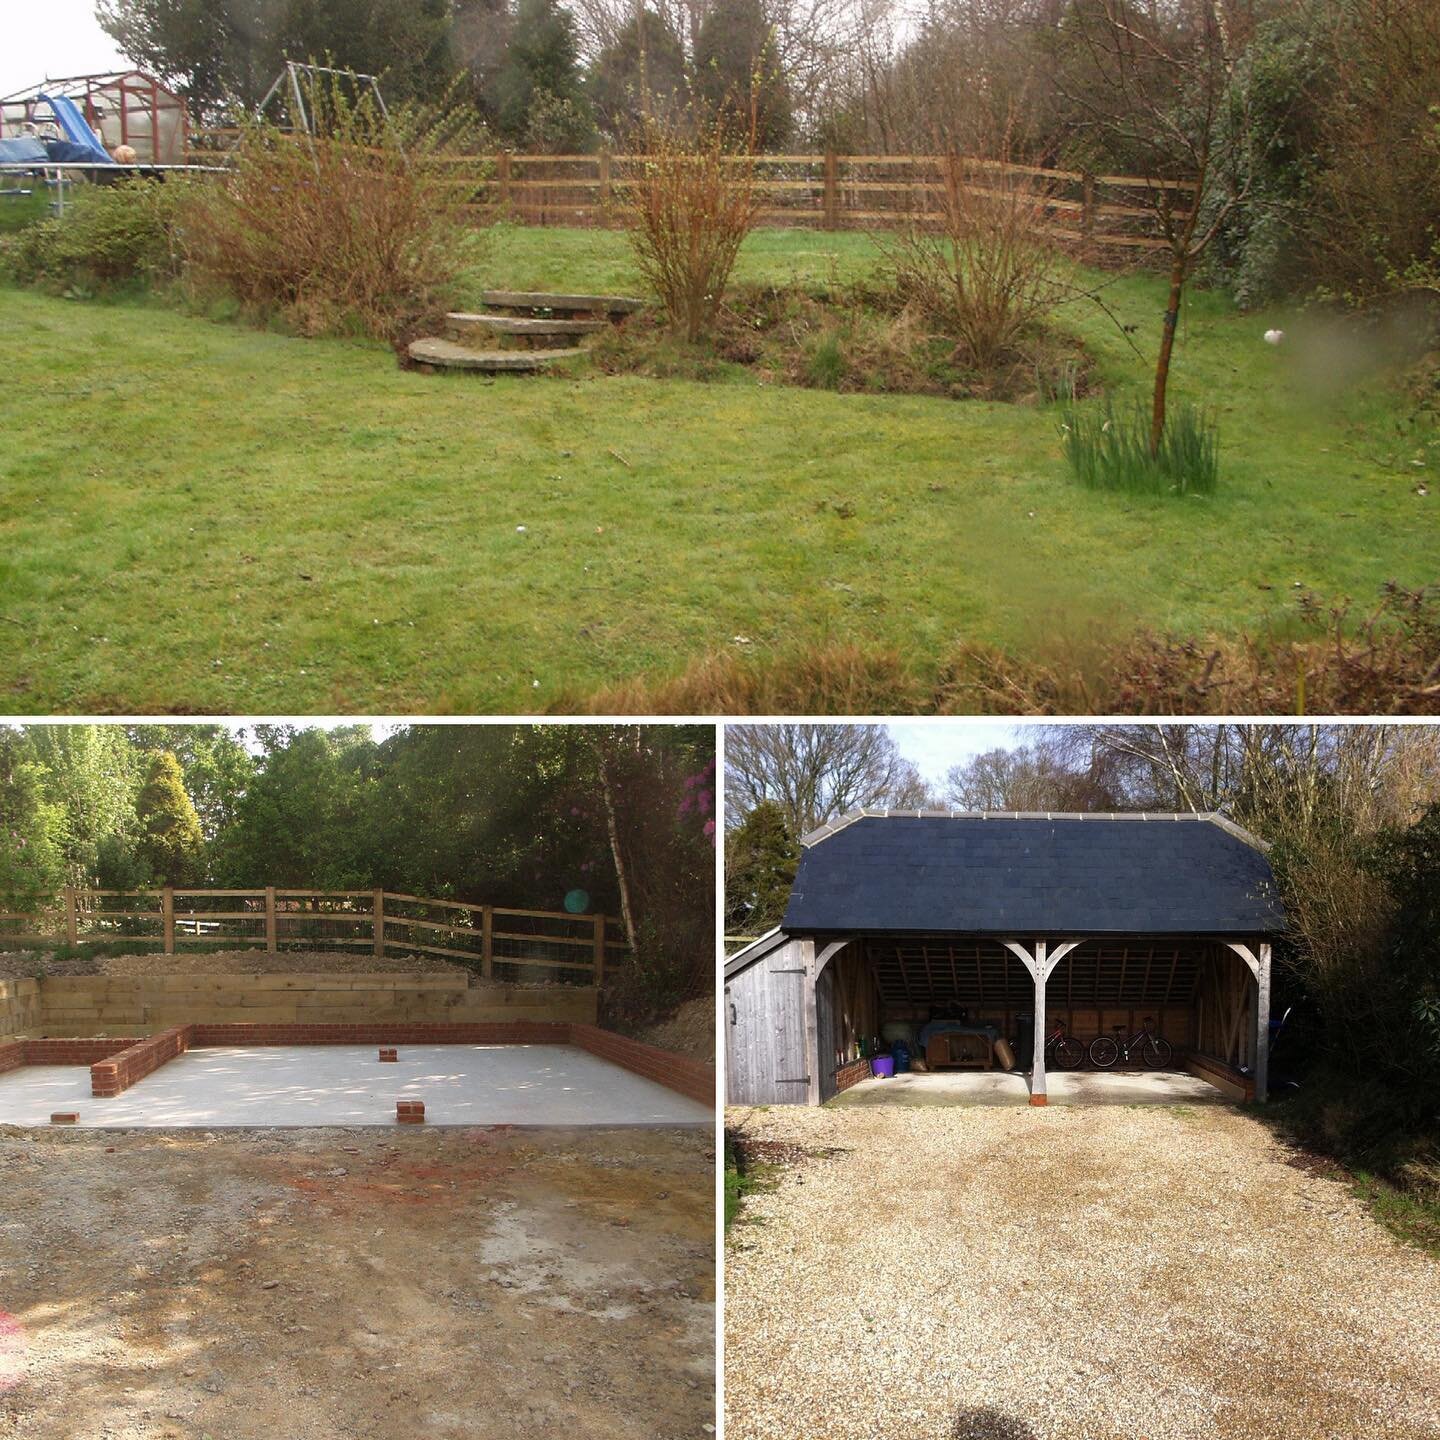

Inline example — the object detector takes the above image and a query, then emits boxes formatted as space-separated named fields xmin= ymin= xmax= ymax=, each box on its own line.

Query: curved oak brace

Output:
xmin=1223 ymin=940 xmax=1272 ymax=1104
xmin=1002 ymin=939 xmax=1086 ymax=1105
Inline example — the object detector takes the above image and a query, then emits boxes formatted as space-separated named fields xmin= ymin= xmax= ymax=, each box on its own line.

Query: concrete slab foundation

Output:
xmin=830 ymin=1068 xmax=1230 ymax=1108
xmin=0 ymin=1044 xmax=712 ymax=1128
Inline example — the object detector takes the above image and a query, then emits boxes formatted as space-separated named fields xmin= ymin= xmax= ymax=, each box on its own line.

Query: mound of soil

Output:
xmin=636 ymin=997 xmax=715 ymax=1065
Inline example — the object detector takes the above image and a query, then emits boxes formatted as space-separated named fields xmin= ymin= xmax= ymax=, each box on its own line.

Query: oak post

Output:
xmin=823 ymin=149 xmax=839 ymax=230
xmin=64 ymin=886 xmax=77 ymax=946
xmin=162 ymin=887 xmax=175 ymax=955
xmin=593 ymin=913 xmax=606 ymax=987
xmin=265 ymin=885 xmax=277 ymax=952
xmin=373 ymin=889 xmax=384 ymax=959
xmin=482 ymin=905 xmax=494 ymax=980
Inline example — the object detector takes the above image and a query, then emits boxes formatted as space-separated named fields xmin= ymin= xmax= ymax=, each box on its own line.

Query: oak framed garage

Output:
xmin=724 ymin=811 xmax=1285 ymax=1107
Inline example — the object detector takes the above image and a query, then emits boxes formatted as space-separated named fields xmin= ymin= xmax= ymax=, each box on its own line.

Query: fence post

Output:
xmin=1081 ymin=170 xmax=1096 ymax=262
xmin=498 ymin=150 xmax=512 ymax=209
xmin=823 ymin=149 xmax=839 ymax=230
xmin=162 ymin=887 xmax=175 ymax=955
xmin=482 ymin=905 xmax=493 ymax=981
xmin=265 ymin=885 xmax=277 ymax=952
xmin=373 ymin=889 xmax=385 ymax=959
xmin=593 ymin=914 xmax=607 ymax=988
xmin=64 ymin=886 xmax=77 ymax=946
xmin=598 ymin=146 xmax=611 ymax=211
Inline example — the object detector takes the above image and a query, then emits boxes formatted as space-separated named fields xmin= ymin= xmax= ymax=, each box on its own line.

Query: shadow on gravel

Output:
xmin=950 ymin=1407 xmax=1038 ymax=1440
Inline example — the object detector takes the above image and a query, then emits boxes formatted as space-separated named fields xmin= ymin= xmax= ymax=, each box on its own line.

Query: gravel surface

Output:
xmin=724 ymin=1104 xmax=1440 ymax=1440
xmin=0 ymin=1125 xmax=714 ymax=1439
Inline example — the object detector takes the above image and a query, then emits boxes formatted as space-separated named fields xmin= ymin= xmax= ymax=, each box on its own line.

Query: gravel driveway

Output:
xmin=724 ymin=1104 xmax=1440 ymax=1440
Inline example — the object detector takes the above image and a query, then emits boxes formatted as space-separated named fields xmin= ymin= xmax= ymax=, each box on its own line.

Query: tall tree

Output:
xmin=134 ymin=751 xmax=205 ymax=886
xmin=945 ymin=742 xmax=1120 ymax=811
xmin=0 ymin=729 xmax=62 ymax=911
xmin=97 ymin=0 xmax=277 ymax=116
xmin=98 ymin=0 xmax=456 ymax=117
xmin=491 ymin=0 xmax=595 ymax=147
xmin=693 ymin=0 xmax=793 ymax=149
xmin=589 ymin=6 xmax=690 ymax=138
xmin=725 ymin=723 xmax=932 ymax=836
xmin=724 ymin=798 xmax=799 ymax=936
xmin=23 ymin=726 xmax=143 ymax=888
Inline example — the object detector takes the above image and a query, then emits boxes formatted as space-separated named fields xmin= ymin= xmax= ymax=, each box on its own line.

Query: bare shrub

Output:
xmin=1311 ymin=0 xmax=1440 ymax=301
xmin=619 ymin=114 xmax=760 ymax=342
xmin=883 ymin=151 xmax=1072 ymax=371
xmin=182 ymin=74 xmax=485 ymax=339
xmin=559 ymin=583 xmax=1440 ymax=716
xmin=553 ymin=643 xmax=923 ymax=716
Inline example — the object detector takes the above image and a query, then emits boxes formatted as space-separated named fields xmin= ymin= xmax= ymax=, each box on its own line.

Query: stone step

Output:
xmin=407 ymin=337 xmax=586 ymax=372
xmin=445 ymin=313 xmax=609 ymax=349
xmin=479 ymin=289 xmax=646 ymax=318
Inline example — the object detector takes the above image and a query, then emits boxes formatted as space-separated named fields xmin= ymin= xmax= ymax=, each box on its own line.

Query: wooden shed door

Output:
xmin=767 ymin=962 xmax=811 ymax=1097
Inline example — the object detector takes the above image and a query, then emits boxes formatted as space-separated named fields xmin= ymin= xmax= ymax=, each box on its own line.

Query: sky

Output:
xmin=2 ymin=2 xmax=128 ymax=96
xmin=887 ymin=721 xmax=1024 ymax=792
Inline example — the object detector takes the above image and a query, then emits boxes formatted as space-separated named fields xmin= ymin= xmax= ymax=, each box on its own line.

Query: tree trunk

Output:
xmin=596 ymin=742 xmax=638 ymax=955
xmin=1151 ymin=250 xmax=1188 ymax=455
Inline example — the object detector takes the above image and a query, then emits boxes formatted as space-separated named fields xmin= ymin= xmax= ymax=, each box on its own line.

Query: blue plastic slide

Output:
xmin=37 ymin=93 xmax=114 ymax=163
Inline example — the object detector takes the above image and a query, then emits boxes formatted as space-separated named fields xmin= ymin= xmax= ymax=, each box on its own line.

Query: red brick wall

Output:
xmin=189 ymin=1021 xmax=570 ymax=1047
xmin=0 ymin=1020 xmax=711 ymax=1110
xmin=568 ymin=1024 xmax=715 ymax=1108
xmin=25 ymin=1038 xmax=134 ymax=1066
xmin=91 ymin=1026 xmax=192 ymax=1098
xmin=833 ymin=1057 xmax=872 ymax=1094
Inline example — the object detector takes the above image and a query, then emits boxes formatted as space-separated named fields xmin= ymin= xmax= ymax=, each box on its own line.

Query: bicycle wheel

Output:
xmin=1089 ymin=1035 xmax=1119 ymax=1068
xmin=1142 ymin=1037 xmax=1173 ymax=1069
xmin=1054 ymin=1036 xmax=1085 ymax=1069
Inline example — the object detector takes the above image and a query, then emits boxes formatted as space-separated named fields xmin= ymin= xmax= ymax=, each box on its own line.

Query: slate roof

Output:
xmin=781 ymin=812 xmax=1284 ymax=936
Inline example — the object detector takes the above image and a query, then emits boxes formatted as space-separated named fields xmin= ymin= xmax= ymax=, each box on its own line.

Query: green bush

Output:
xmin=0 ymin=177 xmax=188 ymax=290
xmin=1060 ymin=397 xmax=1219 ymax=497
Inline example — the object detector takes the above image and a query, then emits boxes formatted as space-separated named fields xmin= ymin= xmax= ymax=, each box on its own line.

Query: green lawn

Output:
xmin=1 ymin=225 xmax=1435 ymax=713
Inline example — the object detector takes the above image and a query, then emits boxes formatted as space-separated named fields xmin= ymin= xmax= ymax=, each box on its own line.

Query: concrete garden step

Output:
xmin=407 ymin=336 xmax=585 ymax=372
xmin=479 ymin=289 xmax=646 ymax=318
xmin=445 ymin=312 xmax=609 ymax=349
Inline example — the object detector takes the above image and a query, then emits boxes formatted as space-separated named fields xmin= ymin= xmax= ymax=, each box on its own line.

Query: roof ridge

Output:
xmin=798 ymin=808 xmax=1268 ymax=851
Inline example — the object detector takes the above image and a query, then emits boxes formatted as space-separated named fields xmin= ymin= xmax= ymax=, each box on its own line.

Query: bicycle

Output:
xmin=1044 ymin=1018 xmax=1086 ymax=1070
xmin=1088 ymin=1017 xmax=1173 ymax=1070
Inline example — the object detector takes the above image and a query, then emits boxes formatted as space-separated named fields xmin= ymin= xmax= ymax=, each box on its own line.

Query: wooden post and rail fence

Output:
xmin=1 ymin=888 xmax=627 ymax=986
xmin=183 ymin=129 xmax=1194 ymax=256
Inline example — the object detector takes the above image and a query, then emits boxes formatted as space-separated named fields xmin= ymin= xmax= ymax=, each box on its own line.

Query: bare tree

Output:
xmin=945 ymin=741 xmax=1121 ymax=810
xmin=725 ymin=723 xmax=933 ymax=835
xmin=1053 ymin=0 xmax=1255 ymax=451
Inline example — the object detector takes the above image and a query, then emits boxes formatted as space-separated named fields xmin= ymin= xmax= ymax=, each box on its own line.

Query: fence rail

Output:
xmin=181 ymin=132 xmax=1192 ymax=253
xmin=1 ymin=888 xmax=626 ymax=986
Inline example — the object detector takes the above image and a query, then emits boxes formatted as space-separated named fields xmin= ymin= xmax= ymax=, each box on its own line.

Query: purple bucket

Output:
xmin=871 ymin=1055 xmax=895 ymax=1079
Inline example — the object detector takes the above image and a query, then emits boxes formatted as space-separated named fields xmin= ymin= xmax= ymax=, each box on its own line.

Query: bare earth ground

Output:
xmin=636 ymin=999 xmax=716 ymax=1066
xmin=724 ymin=1104 xmax=1440 ymax=1440
xmin=0 ymin=1125 xmax=714 ymax=1440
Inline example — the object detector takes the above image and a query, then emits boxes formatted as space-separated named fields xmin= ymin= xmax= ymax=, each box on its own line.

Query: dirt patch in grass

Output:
xmin=586 ymin=283 xmax=1093 ymax=403
xmin=0 ymin=1124 xmax=713 ymax=1440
